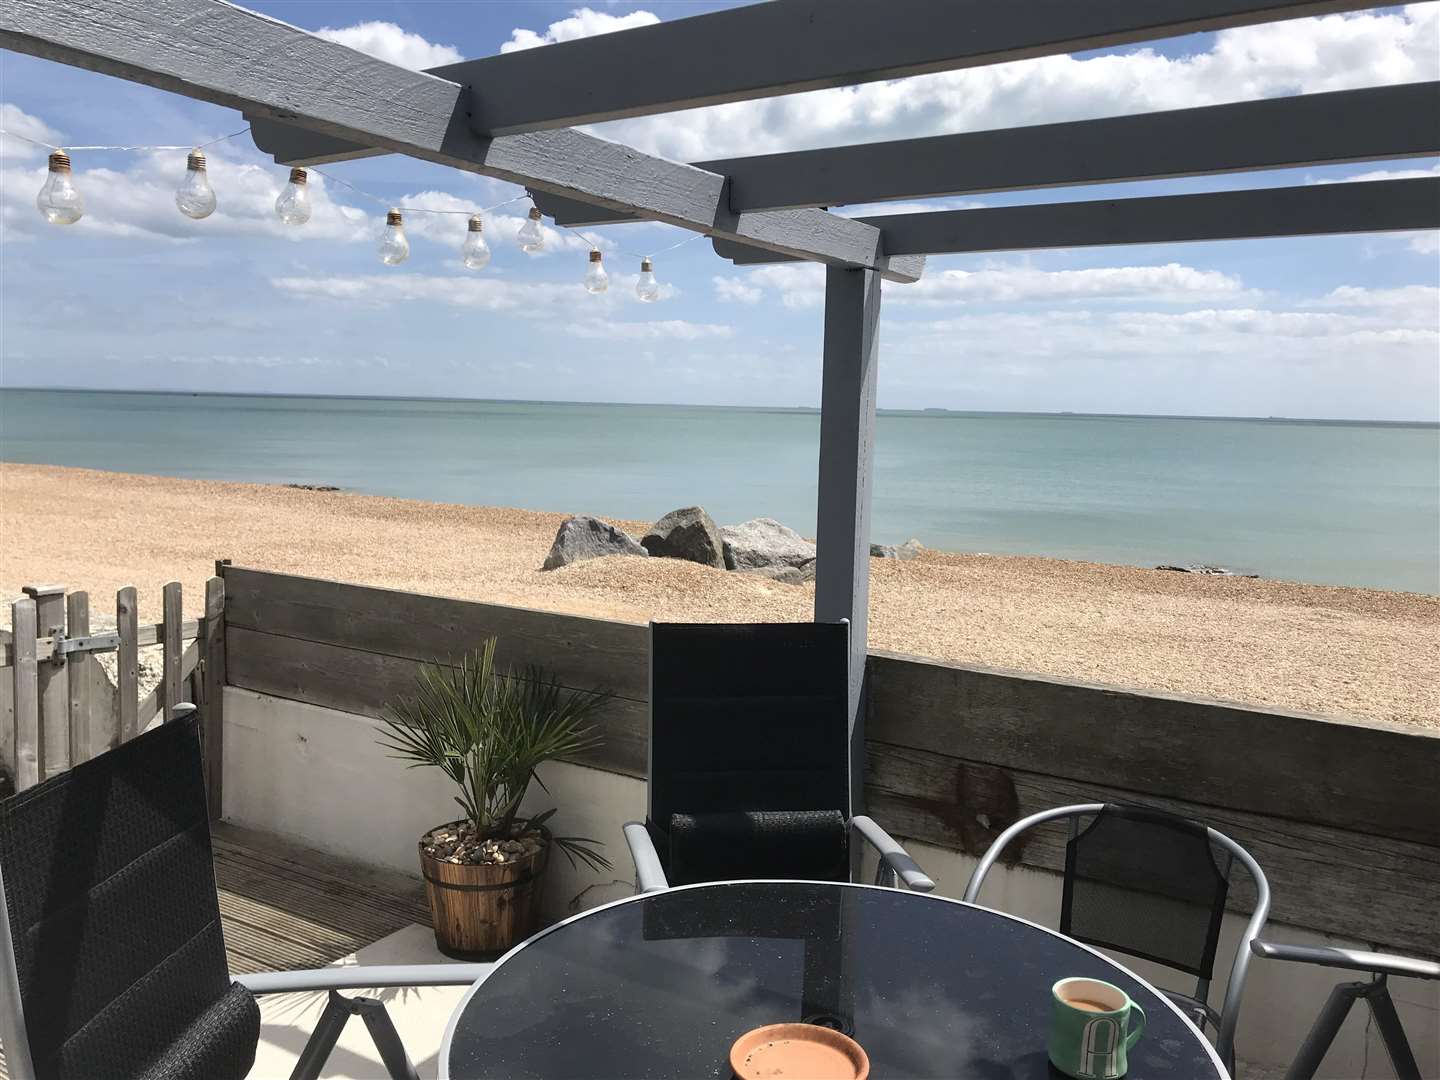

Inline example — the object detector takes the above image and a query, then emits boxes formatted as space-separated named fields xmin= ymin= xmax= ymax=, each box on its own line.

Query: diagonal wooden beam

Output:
xmin=713 ymin=178 xmax=1440 ymax=262
xmin=699 ymin=82 xmax=1440 ymax=211
xmin=527 ymin=81 xmax=1440 ymax=225
xmin=0 ymin=0 xmax=924 ymax=282
xmin=250 ymin=0 xmax=1394 ymax=157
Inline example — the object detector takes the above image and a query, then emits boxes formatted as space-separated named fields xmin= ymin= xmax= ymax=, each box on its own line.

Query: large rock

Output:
xmin=542 ymin=515 xmax=647 ymax=570
xmin=871 ymin=538 xmax=925 ymax=560
xmin=743 ymin=558 xmax=817 ymax=587
xmin=641 ymin=506 xmax=724 ymax=568
xmin=721 ymin=518 xmax=816 ymax=572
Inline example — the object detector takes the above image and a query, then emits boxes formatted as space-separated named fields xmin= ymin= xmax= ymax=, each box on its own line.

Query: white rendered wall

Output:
xmin=224 ymin=687 xmax=1438 ymax=1076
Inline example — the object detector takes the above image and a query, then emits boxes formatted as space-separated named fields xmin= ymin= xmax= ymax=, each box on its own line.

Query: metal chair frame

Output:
xmin=1248 ymin=940 xmax=1438 ymax=1080
xmin=961 ymin=802 xmax=1270 ymax=1071
xmin=624 ymin=620 xmax=934 ymax=895
xmin=0 ymin=705 xmax=490 ymax=1080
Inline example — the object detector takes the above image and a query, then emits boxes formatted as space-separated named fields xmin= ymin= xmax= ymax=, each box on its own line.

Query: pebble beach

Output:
xmin=2 ymin=462 xmax=1435 ymax=730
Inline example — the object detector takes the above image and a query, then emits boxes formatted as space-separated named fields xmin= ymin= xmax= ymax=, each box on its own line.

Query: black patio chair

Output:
xmin=1248 ymin=940 xmax=1438 ymax=1080
xmin=622 ymin=620 xmax=933 ymax=893
xmin=962 ymin=802 xmax=1270 ymax=1072
xmin=0 ymin=707 xmax=488 ymax=1080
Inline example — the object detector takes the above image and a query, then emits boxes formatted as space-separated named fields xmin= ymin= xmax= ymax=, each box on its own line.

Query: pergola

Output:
xmin=5 ymin=0 xmax=1438 ymax=812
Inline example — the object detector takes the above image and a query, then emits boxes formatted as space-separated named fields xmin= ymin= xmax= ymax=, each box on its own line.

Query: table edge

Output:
xmin=437 ymin=879 xmax=1229 ymax=1080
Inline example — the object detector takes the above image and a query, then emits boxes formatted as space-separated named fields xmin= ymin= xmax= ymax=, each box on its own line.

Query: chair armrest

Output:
xmin=623 ymin=821 xmax=670 ymax=893
xmin=850 ymin=815 xmax=935 ymax=893
xmin=236 ymin=963 xmax=492 ymax=995
xmin=1249 ymin=940 xmax=1440 ymax=981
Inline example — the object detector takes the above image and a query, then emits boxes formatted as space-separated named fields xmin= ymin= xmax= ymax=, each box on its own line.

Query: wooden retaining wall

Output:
xmin=220 ymin=565 xmax=1440 ymax=959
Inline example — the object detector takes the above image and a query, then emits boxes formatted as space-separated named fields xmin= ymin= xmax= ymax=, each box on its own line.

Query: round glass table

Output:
xmin=441 ymin=881 xmax=1225 ymax=1079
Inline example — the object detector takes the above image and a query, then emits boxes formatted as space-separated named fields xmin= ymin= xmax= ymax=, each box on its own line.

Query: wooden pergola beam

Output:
xmin=714 ymin=178 xmax=1440 ymax=262
xmin=247 ymin=0 xmax=1392 ymax=162
xmin=531 ymin=81 xmax=1440 ymax=225
xmin=701 ymin=82 xmax=1440 ymax=212
xmin=0 ymin=0 xmax=924 ymax=282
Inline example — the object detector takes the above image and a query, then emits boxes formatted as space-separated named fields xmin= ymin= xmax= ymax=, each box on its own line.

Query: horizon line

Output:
xmin=1 ymin=384 xmax=1436 ymax=427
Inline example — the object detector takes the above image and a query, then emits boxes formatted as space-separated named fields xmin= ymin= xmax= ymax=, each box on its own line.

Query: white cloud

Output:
xmin=1312 ymin=161 xmax=1440 ymax=184
xmin=714 ymin=262 xmax=1252 ymax=309
xmin=269 ymin=270 xmax=671 ymax=315
xmin=1320 ymin=284 xmax=1440 ymax=310
xmin=575 ymin=6 xmax=1439 ymax=165
xmin=500 ymin=8 xmax=660 ymax=53
xmin=0 ymin=103 xmax=59 ymax=161
xmin=567 ymin=319 xmax=732 ymax=341
xmin=314 ymin=21 xmax=463 ymax=70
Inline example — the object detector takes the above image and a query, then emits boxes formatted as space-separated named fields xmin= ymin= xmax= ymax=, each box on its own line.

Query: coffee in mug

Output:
xmin=1048 ymin=977 xmax=1146 ymax=1079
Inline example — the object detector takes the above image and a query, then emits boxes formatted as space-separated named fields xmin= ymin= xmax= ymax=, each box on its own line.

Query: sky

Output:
xmin=0 ymin=2 xmax=1437 ymax=420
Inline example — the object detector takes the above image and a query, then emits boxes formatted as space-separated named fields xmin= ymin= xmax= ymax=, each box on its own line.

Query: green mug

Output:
xmin=1048 ymin=977 xmax=1146 ymax=1079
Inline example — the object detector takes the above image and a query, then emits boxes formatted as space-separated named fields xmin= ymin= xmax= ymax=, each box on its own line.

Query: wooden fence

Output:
xmin=220 ymin=565 xmax=1440 ymax=959
xmin=1 ymin=576 xmax=225 ymax=813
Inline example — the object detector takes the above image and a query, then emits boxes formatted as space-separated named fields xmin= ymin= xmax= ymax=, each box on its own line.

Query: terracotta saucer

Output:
xmin=729 ymin=1023 xmax=870 ymax=1080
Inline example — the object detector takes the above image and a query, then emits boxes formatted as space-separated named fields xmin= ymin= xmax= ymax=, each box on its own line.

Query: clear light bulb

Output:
xmin=635 ymin=257 xmax=660 ymax=303
xmin=275 ymin=167 xmax=311 ymax=225
xmin=462 ymin=214 xmax=491 ymax=269
xmin=175 ymin=148 xmax=217 ymax=220
xmin=584 ymin=250 xmax=609 ymax=294
xmin=517 ymin=205 xmax=545 ymax=253
xmin=36 ymin=149 xmax=84 ymax=225
xmin=378 ymin=209 xmax=410 ymax=266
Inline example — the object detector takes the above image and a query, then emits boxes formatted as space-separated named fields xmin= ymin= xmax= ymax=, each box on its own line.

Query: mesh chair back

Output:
xmin=0 ymin=715 xmax=255 ymax=1080
xmin=649 ymin=621 xmax=851 ymax=826
xmin=1061 ymin=804 xmax=1229 ymax=979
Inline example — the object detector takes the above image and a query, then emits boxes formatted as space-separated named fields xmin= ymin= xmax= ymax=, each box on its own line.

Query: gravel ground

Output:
xmin=3 ymin=462 xmax=1436 ymax=730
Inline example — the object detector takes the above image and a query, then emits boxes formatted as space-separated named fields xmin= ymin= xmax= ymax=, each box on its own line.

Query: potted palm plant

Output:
xmin=378 ymin=638 xmax=611 ymax=958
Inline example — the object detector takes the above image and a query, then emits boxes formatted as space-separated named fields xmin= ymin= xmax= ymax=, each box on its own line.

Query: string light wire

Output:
xmin=309 ymin=166 xmax=529 ymax=218
xmin=0 ymin=125 xmax=252 ymax=153
xmin=560 ymin=221 xmax=709 ymax=261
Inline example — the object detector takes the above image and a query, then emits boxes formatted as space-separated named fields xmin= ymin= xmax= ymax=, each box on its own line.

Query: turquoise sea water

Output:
xmin=1 ymin=389 xmax=1436 ymax=594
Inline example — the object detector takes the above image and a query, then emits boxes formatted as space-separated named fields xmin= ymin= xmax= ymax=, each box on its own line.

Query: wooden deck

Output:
xmin=214 ymin=822 xmax=431 ymax=975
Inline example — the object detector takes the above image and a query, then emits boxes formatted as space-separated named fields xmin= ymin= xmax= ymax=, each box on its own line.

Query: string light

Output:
xmin=462 ymin=214 xmax=491 ymax=269
xmin=378 ymin=209 xmax=410 ymax=265
xmin=5 ymin=124 xmax=705 ymax=305
xmin=175 ymin=148 xmax=217 ymax=219
xmin=517 ymin=205 xmax=545 ymax=253
xmin=583 ymin=250 xmax=609 ymax=294
xmin=636 ymin=257 xmax=660 ymax=302
xmin=275 ymin=167 xmax=312 ymax=225
xmin=36 ymin=149 xmax=84 ymax=225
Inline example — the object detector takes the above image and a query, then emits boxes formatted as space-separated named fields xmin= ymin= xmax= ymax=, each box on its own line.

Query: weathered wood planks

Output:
xmin=868 ymin=650 xmax=1440 ymax=847
xmin=218 ymin=566 xmax=1440 ymax=958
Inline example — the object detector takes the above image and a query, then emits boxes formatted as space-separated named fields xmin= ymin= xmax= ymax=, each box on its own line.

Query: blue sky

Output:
xmin=1 ymin=2 xmax=1437 ymax=419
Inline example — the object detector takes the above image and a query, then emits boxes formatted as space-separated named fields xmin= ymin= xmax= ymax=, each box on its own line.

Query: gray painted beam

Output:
xmin=0 ymin=0 xmax=923 ymax=282
xmin=254 ymin=0 xmax=1392 ymax=152
xmin=713 ymin=178 xmax=1440 ymax=263
xmin=814 ymin=267 xmax=883 ymax=821
xmin=698 ymin=82 xmax=1440 ymax=212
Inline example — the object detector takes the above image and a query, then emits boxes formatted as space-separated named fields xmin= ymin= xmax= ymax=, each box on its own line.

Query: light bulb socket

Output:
xmin=47 ymin=150 xmax=72 ymax=173
xmin=187 ymin=148 xmax=207 ymax=170
xmin=640 ymin=257 xmax=653 ymax=271
xmin=288 ymin=167 xmax=308 ymax=185
xmin=589 ymin=250 xmax=603 ymax=263
xmin=527 ymin=206 xmax=542 ymax=221
xmin=467 ymin=214 xmax=483 ymax=232
xmin=386 ymin=209 xmax=404 ymax=226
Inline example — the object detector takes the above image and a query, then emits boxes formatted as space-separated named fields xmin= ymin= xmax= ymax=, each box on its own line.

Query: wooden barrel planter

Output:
xmin=419 ymin=823 xmax=550 ymax=959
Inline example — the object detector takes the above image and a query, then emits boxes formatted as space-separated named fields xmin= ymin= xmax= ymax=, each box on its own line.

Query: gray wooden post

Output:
xmin=814 ymin=266 xmax=882 ymax=820
xmin=23 ymin=585 xmax=68 ymax=777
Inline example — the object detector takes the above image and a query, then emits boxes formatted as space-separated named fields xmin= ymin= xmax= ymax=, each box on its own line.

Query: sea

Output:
xmin=1 ymin=389 xmax=1436 ymax=595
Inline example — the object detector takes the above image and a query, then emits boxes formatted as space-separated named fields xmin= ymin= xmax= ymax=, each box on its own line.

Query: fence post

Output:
xmin=11 ymin=598 xmax=41 ymax=790
xmin=161 ymin=581 xmax=183 ymax=721
xmin=203 ymin=574 xmax=225 ymax=819
xmin=65 ymin=591 xmax=94 ymax=766
xmin=23 ymin=585 xmax=68 ymax=778
xmin=116 ymin=587 xmax=140 ymax=741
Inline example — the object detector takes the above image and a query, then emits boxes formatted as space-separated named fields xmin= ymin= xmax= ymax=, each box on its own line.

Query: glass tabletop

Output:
xmin=443 ymin=881 xmax=1225 ymax=1079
